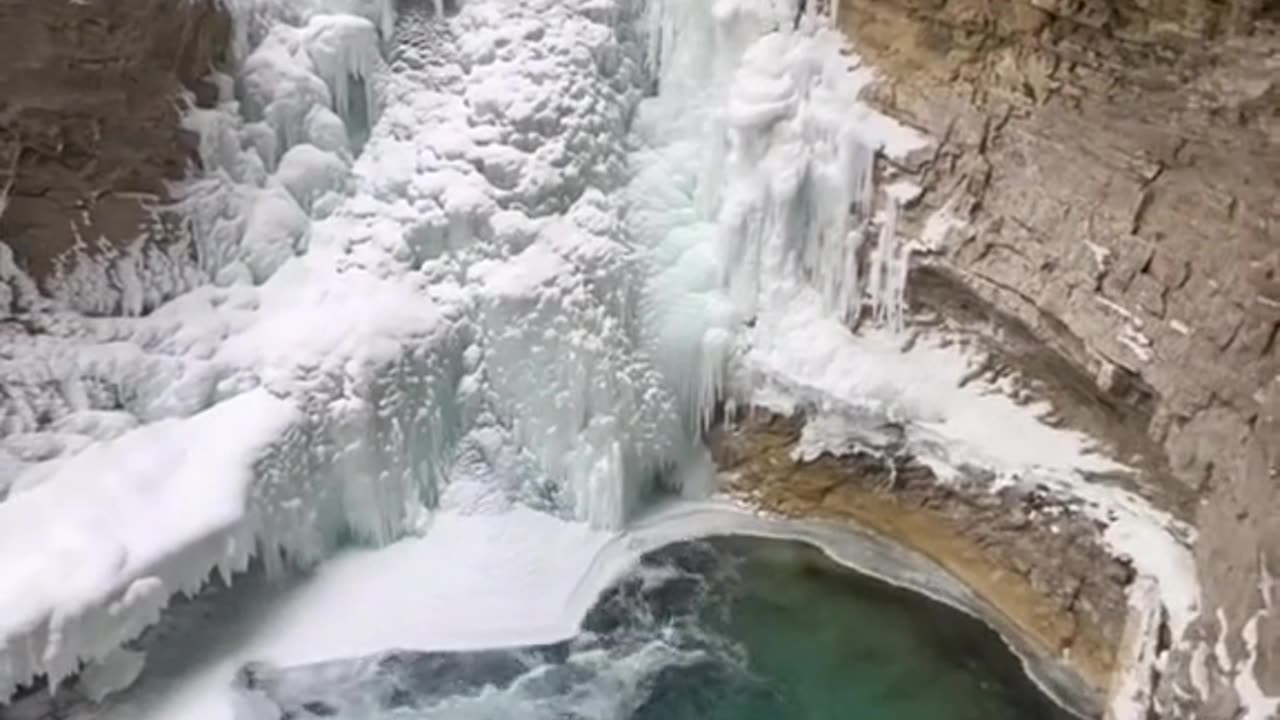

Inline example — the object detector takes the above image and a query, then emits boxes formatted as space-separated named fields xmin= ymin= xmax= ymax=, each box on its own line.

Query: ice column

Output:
xmin=712 ymin=27 xmax=882 ymax=325
xmin=302 ymin=14 xmax=383 ymax=139
xmin=867 ymin=198 xmax=907 ymax=333
xmin=639 ymin=0 xmax=908 ymax=332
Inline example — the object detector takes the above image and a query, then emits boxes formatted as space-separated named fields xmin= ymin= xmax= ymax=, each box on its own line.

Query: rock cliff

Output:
xmin=0 ymin=0 xmax=229 ymax=313
xmin=837 ymin=0 xmax=1278 ymax=715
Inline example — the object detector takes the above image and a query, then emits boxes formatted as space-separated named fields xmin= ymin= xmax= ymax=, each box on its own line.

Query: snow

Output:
xmin=1229 ymin=554 xmax=1280 ymax=720
xmin=3 ymin=0 xmax=675 ymax=696
xmin=1235 ymin=612 xmax=1280 ymax=720
xmin=84 ymin=507 xmax=615 ymax=720
xmin=0 ymin=389 xmax=298 ymax=700
xmin=0 ymin=0 xmax=1202 ymax=709
xmin=300 ymin=14 xmax=382 ymax=133
xmin=237 ymin=186 xmax=311 ymax=282
xmin=1106 ymin=577 xmax=1163 ymax=720
xmin=79 ymin=648 xmax=147 ymax=703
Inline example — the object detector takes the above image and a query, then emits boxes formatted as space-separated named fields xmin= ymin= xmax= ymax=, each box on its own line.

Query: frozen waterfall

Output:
xmin=0 ymin=0 xmax=926 ymax=704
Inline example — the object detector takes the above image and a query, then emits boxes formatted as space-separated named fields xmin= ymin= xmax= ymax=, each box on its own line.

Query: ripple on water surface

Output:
xmin=241 ymin=537 xmax=1079 ymax=720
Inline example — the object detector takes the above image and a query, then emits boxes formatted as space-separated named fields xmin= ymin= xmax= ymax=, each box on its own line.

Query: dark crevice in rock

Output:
xmin=906 ymin=264 xmax=1195 ymax=517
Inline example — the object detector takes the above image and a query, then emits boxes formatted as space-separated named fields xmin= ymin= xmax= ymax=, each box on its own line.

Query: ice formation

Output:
xmin=76 ymin=499 xmax=1090 ymax=720
xmin=3 ymin=0 xmax=671 ymax=698
xmin=0 ymin=0 xmax=1203 ymax=712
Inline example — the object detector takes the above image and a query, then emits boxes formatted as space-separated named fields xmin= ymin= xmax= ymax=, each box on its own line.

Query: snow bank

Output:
xmin=0 ymin=389 xmax=298 ymax=700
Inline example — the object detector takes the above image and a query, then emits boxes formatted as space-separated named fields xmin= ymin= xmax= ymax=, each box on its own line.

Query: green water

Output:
xmin=246 ymin=537 xmax=1084 ymax=720
xmin=700 ymin=538 xmax=1079 ymax=720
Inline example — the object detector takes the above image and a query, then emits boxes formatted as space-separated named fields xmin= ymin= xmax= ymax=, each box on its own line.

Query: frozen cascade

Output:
xmin=867 ymin=196 xmax=907 ymax=333
xmin=0 ymin=0 xmax=923 ymax=705
xmin=634 ymin=0 xmax=900 ymax=332
xmin=301 ymin=13 xmax=383 ymax=143
xmin=629 ymin=0 xmax=913 ymax=448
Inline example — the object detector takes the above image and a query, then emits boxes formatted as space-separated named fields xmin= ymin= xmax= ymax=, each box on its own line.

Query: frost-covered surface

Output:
xmin=0 ymin=0 xmax=1204 ymax=711
xmin=0 ymin=0 xmax=688 ymax=700
xmin=1107 ymin=578 xmax=1163 ymax=720
xmin=1227 ymin=556 xmax=1280 ymax=720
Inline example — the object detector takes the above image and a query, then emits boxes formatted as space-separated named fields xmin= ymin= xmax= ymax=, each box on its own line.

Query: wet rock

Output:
xmin=837 ymin=0 xmax=1279 ymax=713
xmin=711 ymin=412 xmax=1128 ymax=699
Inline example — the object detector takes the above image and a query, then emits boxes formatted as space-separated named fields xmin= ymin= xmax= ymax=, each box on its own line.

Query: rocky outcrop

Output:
xmin=0 ymin=0 xmax=230 ymax=311
xmin=837 ymin=0 xmax=1278 ymax=715
xmin=711 ymin=410 xmax=1131 ymax=714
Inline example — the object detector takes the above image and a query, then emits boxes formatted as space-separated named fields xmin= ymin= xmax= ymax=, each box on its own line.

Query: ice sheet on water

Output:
xmin=231 ymin=541 xmax=742 ymax=720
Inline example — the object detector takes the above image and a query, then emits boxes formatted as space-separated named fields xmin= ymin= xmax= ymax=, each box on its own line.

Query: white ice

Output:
xmin=3 ymin=0 xmax=679 ymax=697
xmin=78 ymin=506 xmax=616 ymax=720
xmin=0 ymin=0 xmax=1203 ymax=712
xmin=0 ymin=389 xmax=299 ymax=698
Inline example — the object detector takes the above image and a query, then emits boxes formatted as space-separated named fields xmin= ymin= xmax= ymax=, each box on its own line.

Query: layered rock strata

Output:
xmin=835 ymin=0 xmax=1278 ymax=715
xmin=0 ymin=0 xmax=230 ymax=313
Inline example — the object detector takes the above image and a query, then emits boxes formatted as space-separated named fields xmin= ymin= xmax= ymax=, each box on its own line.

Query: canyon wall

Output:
xmin=838 ymin=0 xmax=1278 ymax=715
xmin=0 ymin=0 xmax=229 ymax=313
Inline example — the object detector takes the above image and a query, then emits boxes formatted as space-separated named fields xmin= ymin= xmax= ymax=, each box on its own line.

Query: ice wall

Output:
xmin=1 ymin=0 xmax=678 ymax=701
xmin=631 ymin=0 xmax=923 ymax=330
xmin=0 ymin=1 xmax=425 ymax=696
xmin=626 ymin=0 xmax=928 ymax=443
xmin=0 ymin=0 xmax=926 ymax=704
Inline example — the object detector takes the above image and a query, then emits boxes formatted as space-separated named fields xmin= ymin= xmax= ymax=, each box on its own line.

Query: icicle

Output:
xmin=868 ymin=198 xmax=909 ymax=333
xmin=302 ymin=14 xmax=382 ymax=137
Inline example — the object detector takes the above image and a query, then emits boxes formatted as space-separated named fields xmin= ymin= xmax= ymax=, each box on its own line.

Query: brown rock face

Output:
xmin=0 ymin=0 xmax=230 ymax=309
xmin=837 ymin=0 xmax=1278 ymax=715
xmin=711 ymin=410 xmax=1132 ymax=714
